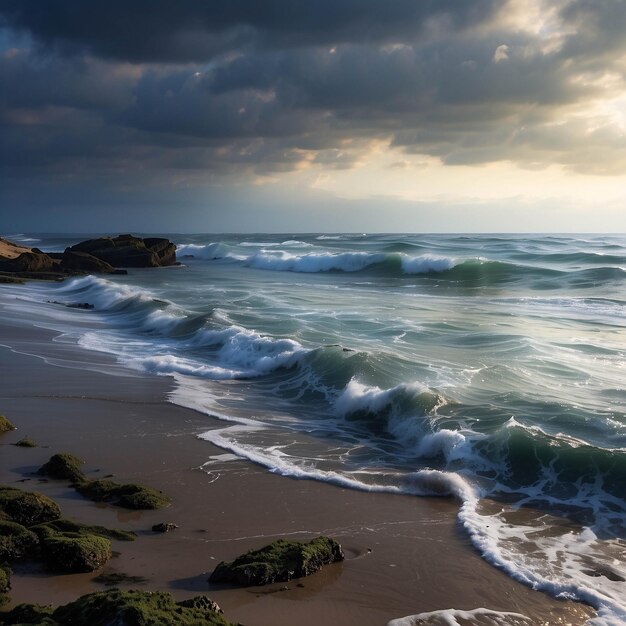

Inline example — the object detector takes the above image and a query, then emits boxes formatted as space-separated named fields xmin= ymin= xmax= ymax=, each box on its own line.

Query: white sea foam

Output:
xmin=245 ymin=250 xmax=386 ymax=272
xmin=56 ymin=275 xmax=156 ymax=310
xmin=400 ymin=254 xmax=456 ymax=273
xmin=388 ymin=607 xmax=533 ymax=626
xmin=191 ymin=325 xmax=309 ymax=375
xmin=198 ymin=423 xmax=476 ymax=499
xmin=175 ymin=243 xmax=458 ymax=274
xmin=176 ymin=242 xmax=232 ymax=259
xmin=334 ymin=379 xmax=426 ymax=416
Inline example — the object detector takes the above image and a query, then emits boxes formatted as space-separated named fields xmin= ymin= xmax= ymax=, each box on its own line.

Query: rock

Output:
xmin=13 ymin=437 xmax=37 ymax=448
xmin=66 ymin=302 xmax=95 ymax=309
xmin=143 ymin=238 xmax=177 ymax=266
xmin=177 ymin=595 xmax=223 ymax=614
xmin=38 ymin=453 xmax=86 ymax=483
xmin=75 ymin=479 xmax=171 ymax=510
xmin=68 ymin=235 xmax=177 ymax=268
xmin=209 ymin=536 xmax=345 ymax=586
xmin=0 ymin=520 xmax=39 ymax=561
xmin=0 ymin=415 xmax=16 ymax=432
xmin=0 ymin=251 xmax=56 ymax=273
xmin=51 ymin=589 xmax=234 ymax=625
xmin=0 ymin=566 xmax=10 ymax=594
xmin=34 ymin=518 xmax=136 ymax=542
xmin=38 ymin=529 xmax=111 ymax=573
xmin=59 ymin=249 xmax=117 ymax=274
xmin=0 ymin=567 xmax=9 ymax=608
xmin=0 ymin=485 xmax=61 ymax=526
xmin=151 ymin=522 xmax=178 ymax=533
xmin=0 ymin=602 xmax=56 ymax=624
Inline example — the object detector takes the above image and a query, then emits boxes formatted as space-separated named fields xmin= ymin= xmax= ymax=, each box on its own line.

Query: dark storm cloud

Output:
xmin=0 ymin=0 xmax=498 ymax=62
xmin=1 ymin=0 xmax=625 ymax=199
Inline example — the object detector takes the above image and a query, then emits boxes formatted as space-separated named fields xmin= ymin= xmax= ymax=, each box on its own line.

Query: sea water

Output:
xmin=2 ymin=233 xmax=625 ymax=625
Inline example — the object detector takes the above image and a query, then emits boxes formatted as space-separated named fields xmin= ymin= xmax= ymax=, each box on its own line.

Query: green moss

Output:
xmin=92 ymin=571 xmax=148 ymax=587
xmin=0 ymin=486 xmax=61 ymax=526
xmin=0 ymin=603 xmax=57 ymax=625
xmin=13 ymin=437 xmax=37 ymax=448
xmin=75 ymin=479 xmax=170 ymax=510
xmin=39 ymin=532 xmax=111 ymax=573
xmin=0 ymin=416 xmax=16 ymax=433
xmin=37 ymin=453 xmax=85 ymax=483
xmin=210 ymin=536 xmax=345 ymax=586
xmin=0 ymin=567 xmax=9 ymax=594
xmin=52 ymin=590 xmax=233 ymax=626
xmin=33 ymin=518 xmax=136 ymax=542
xmin=0 ymin=520 xmax=39 ymax=562
xmin=0 ymin=567 xmax=9 ymax=609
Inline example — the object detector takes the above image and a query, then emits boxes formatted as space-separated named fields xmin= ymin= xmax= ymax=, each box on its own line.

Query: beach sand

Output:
xmin=0 ymin=318 xmax=595 ymax=625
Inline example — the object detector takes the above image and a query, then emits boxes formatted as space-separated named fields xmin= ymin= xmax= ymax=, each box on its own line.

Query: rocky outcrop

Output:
xmin=209 ymin=536 xmax=345 ymax=586
xmin=68 ymin=234 xmax=177 ymax=268
xmin=0 ymin=235 xmax=176 ymax=282
xmin=0 ymin=250 xmax=56 ymax=274
xmin=59 ymin=250 xmax=117 ymax=274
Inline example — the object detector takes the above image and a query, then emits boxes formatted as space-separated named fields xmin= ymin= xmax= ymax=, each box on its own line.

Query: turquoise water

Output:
xmin=3 ymin=233 xmax=626 ymax=624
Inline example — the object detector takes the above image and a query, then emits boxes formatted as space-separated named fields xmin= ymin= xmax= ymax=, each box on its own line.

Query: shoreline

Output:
xmin=0 ymin=317 xmax=595 ymax=625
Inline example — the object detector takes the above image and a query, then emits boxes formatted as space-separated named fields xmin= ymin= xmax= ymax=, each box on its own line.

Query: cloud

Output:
xmin=0 ymin=0 xmax=625 ymax=204
xmin=493 ymin=43 xmax=509 ymax=62
xmin=0 ymin=0 xmax=500 ymax=62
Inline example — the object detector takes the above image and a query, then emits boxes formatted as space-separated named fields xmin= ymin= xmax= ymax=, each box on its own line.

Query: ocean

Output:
xmin=2 ymin=233 xmax=625 ymax=625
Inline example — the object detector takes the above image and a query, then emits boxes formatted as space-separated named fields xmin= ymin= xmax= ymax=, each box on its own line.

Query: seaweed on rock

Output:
xmin=38 ymin=531 xmax=111 ymax=573
xmin=210 ymin=536 xmax=345 ymax=586
xmin=0 ymin=520 xmax=39 ymax=562
xmin=52 ymin=590 xmax=233 ymax=626
xmin=0 ymin=416 xmax=16 ymax=433
xmin=75 ymin=480 xmax=170 ymax=510
xmin=0 ymin=603 xmax=56 ymax=625
xmin=37 ymin=454 xmax=85 ymax=483
xmin=0 ymin=567 xmax=11 ymax=609
xmin=13 ymin=437 xmax=36 ymax=448
xmin=0 ymin=486 xmax=60 ymax=526
xmin=33 ymin=518 xmax=136 ymax=542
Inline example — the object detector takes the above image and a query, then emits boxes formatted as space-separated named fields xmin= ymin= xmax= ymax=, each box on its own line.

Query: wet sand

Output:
xmin=0 ymin=319 xmax=595 ymax=625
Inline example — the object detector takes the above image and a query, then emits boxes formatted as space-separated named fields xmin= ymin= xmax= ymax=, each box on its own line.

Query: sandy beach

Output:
xmin=0 ymin=315 xmax=595 ymax=625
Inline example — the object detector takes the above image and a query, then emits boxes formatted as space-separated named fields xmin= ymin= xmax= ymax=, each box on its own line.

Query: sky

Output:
xmin=0 ymin=0 xmax=625 ymax=233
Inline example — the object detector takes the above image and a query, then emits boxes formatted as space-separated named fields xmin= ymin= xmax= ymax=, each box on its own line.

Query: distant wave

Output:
xmin=177 ymin=243 xmax=458 ymax=274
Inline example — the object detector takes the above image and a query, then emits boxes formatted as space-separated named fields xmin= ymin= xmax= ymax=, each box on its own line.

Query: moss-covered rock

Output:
xmin=0 ymin=520 xmax=39 ymax=561
xmin=0 ymin=602 xmax=57 ymax=625
xmin=39 ymin=532 xmax=111 ymax=573
xmin=209 ymin=536 xmax=345 ymax=586
xmin=0 ymin=486 xmax=60 ymax=526
xmin=75 ymin=480 xmax=170 ymax=510
xmin=37 ymin=453 xmax=86 ymax=483
xmin=13 ymin=437 xmax=37 ymax=448
xmin=0 ymin=416 xmax=16 ymax=433
xmin=0 ymin=567 xmax=9 ymax=594
xmin=52 ymin=589 xmax=233 ymax=625
xmin=33 ymin=518 xmax=136 ymax=542
xmin=0 ymin=567 xmax=10 ymax=608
